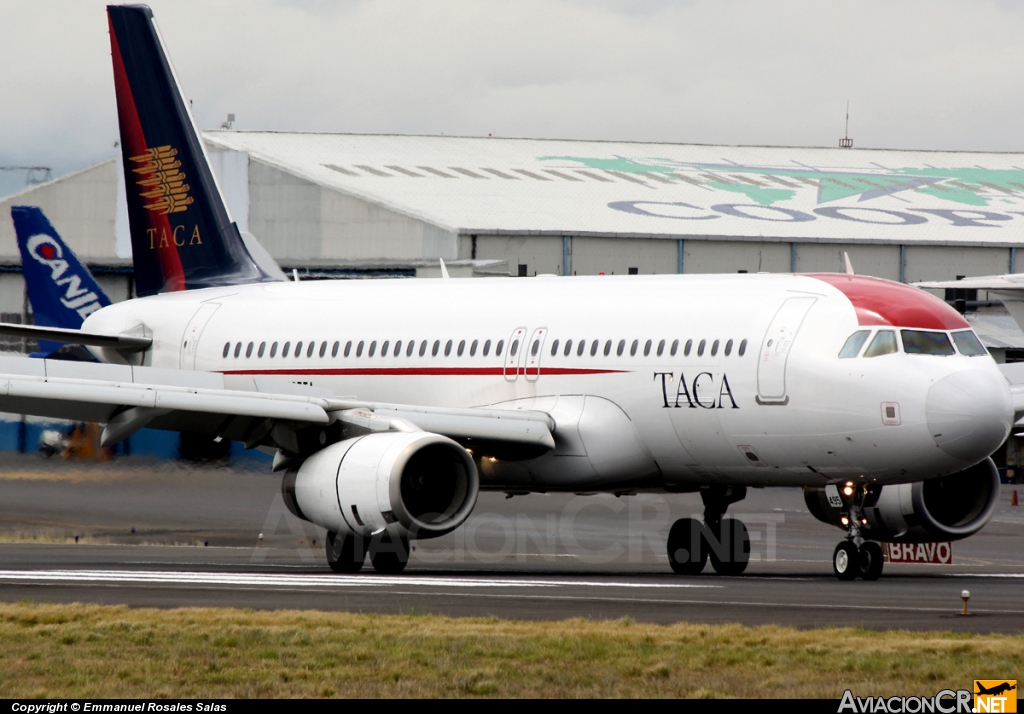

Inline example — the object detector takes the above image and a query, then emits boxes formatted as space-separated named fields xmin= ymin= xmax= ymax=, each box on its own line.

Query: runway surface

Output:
xmin=0 ymin=453 xmax=1022 ymax=632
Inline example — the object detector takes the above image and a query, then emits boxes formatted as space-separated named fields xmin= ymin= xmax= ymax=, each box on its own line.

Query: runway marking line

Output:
xmin=0 ymin=570 xmax=722 ymax=590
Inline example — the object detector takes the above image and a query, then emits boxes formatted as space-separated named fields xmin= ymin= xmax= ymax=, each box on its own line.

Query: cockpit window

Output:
xmin=838 ymin=330 xmax=870 ymax=359
xmin=863 ymin=330 xmax=898 ymax=358
xmin=951 ymin=330 xmax=987 ymax=356
xmin=901 ymin=330 xmax=954 ymax=356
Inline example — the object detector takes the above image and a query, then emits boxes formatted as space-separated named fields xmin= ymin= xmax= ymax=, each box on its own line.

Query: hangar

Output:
xmin=2 ymin=131 xmax=1024 ymax=313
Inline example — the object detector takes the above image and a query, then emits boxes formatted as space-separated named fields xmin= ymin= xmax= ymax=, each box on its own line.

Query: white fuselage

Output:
xmin=82 ymin=273 xmax=1013 ymax=491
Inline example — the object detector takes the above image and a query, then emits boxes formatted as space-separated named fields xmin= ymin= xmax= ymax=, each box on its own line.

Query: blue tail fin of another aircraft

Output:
xmin=11 ymin=206 xmax=112 ymax=354
xmin=107 ymin=4 xmax=279 ymax=297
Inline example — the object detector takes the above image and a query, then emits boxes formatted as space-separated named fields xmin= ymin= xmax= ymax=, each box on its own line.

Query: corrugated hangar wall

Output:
xmin=1 ymin=138 xmax=1023 ymax=303
xmin=248 ymin=161 xmax=458 ymax=265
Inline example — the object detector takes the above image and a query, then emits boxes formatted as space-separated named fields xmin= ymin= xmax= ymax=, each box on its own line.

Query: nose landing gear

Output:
xmin=832 ymin=483 xmax=884 ymax=581
xmin=667 ymin=486 xmax=751 ymax=575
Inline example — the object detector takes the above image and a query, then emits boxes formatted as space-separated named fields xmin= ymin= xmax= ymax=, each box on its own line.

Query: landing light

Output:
xmin=840 ymin=516 xmax=849 ymax=526
xmin=842 ymin=482 xmax=855 ymax=497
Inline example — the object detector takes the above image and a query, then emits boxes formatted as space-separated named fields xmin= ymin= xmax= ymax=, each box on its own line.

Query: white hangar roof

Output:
xmin=205 ymin=130 xmax=1024 ymax=247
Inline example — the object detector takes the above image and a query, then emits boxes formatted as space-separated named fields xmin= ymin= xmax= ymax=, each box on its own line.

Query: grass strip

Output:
xmin=0 ymin=601 xmax=1018 ymax=698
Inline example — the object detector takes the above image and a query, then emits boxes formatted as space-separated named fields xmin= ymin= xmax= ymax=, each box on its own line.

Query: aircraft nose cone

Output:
xmin=926 ymin=370 xmax=1013 ymax=462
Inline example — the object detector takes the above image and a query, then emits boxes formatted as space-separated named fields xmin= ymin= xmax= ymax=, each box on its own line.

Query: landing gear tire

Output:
xmin=326 ymin=531 xmax=366 ymax=574
xmin=857 ymin=541 xmax=884 ymax=581
xmin=707 ymin=518 xmax=751 ymax=576
xmin=369 ymin=534 xmax=410 ymax=574
xmin=833 ymin=541 xmax=859 ymax=581
xmin=667 ymin=518 xmax=706 ymax=575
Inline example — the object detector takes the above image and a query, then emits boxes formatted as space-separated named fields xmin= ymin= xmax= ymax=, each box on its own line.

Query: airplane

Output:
xmin=975 ymin=682 xmax=1017 ymax=697
xmin=10 ymin=206 xmax=112 ymax=359
xmin=0 ymin=3 xmax=1016 ymax=580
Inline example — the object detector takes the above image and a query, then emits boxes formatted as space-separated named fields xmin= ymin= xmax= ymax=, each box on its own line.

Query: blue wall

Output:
xmin=0 ymin=418 xmax=272 ymax=464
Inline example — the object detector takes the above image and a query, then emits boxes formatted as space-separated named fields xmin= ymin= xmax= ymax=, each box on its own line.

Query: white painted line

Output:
xmin=0 ymin=569 xmax=722 ymax=590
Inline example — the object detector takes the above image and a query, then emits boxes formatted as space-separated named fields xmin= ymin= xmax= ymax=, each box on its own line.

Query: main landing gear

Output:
xmin=667 ymin=486 xmax=751 ymax=575
xmin=832 ymin=483 xmax=883 ymax=581
xmin=326 ymin=531 xmax=411 ymax=574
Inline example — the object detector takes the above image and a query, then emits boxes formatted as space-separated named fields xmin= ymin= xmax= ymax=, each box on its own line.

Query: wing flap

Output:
xmin=373 ymin=406 xmax=556 ymax=451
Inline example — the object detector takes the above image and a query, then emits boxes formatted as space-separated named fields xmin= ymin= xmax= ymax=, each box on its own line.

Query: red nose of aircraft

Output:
xmin=926 ymin=370 xmax=1013 ymax=463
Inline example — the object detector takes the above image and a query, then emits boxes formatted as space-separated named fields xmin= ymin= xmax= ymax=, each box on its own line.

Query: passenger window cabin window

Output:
xmin=564 ymin=340 xmax=573 ymax=357
xmin=432 ymin=340 xmax=440 ymax=357
xmin=246 ymin=342 xmax=254 ymax=358
xmin=682 ymin=339 xmax=690 ymax=356
xmin=657 ymin=339 xmax=666 ymax=357
xmin=739 ymin=339 xmax=748 ymax=357
xmin=445 ymin=340 xmax=453 ymax=357
xmin=234 ymin=343 xmax=242 ymax=358
xmin=258 ymin=342 xmax=266 ymax=358
xmin=575 ymin=340 xmax=584 ymax=357
xmin=470 ymin=340 xmax=478 ymax=356
xmin=369 ymin=341 xmax=377 ymax=358
xmin=344 ymin=341 xmax=352 ymax=357
xmin=617 ymin=340 xmax=626 ymax=357
xmin=672 ymin=339 xmax=681 ymax=357
xmin=711 ymin=340 xmax=719 ymax=356
xmin=331 ymin=341 xmax=339 ymax=358
xmin=550 ymin=339 xmax=559 ymax=357
xmin=282 ymin=342 xmax=291 ymax=358
xmin=395 ymin=341 xmax=402 ymax=357
xmin=406 ymin=340 xmax=415 ymax=357
xmin=863 ymin=330 xmax=898 ymax=358
xmin=604 ymin=340 xmax=613 ymax=356
xmin=319 ymin=341 xmax=327 ymax=358
xmin=531 ymin=340 xmax=540 ymax=357
xmin=643 ymin=339 xmax=651 ymax=357
xmin=307 ymin=341 xmax=315 ymax=358
xmin=724 ymin=339 xmax=733 ymax=356
xmin=510 ymin=340 xmax=519 ymax=357
xmin=458 ymin=340 xmax=465 ymax=357
xmin=419 ymin=340 xmax=427 ymax=357
xmin=838 ymin=330 xmax=870 ymax=359
xmin=590 ymin=340 xmax=599 ymax=357
xmin=901 ymin=330 xmax=954 ymax=356
xmin=270 ymin=342 xmax=279 ymax=358
xmin=381 ymin=340 xmax=390 ymax=357
xmin=951 ymin=330 xmax=987 ymax=356
xmin=356 ymin=341 xmax=364 ymax=357
xmin=222 ymin=343 xmax=230 ymax=358
xmin=483 ymin=340 xmax=491 ymax=357
xmin=295 ymin=341 xmax=303 ymax=357
xmin=697 ymin=339 xmax=706 ymax=357
xmin=630 ymin=339 xmax=638 ymax=357
xmin=496 ymin=340 xmax=504 ymax=356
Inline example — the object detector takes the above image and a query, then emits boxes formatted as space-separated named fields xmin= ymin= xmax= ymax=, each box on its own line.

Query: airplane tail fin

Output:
xmin=11 ymin=206 xmax=112 ymax=354
xmin=106 ymin=4 xmax=279 ymax=297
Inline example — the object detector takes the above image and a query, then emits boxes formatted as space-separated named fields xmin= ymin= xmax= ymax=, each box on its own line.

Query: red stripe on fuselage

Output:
xmin=807 ymin=273 xmax=970 ymax=330
xmin=108 ymin=16 xmax=186 ymax=292
xmin=220 ymin=367 xmax=627 ymax=377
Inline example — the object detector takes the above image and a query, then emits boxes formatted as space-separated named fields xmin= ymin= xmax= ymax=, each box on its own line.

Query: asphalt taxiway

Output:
xmin=0 ymin=453 xmax=1022 ymax=632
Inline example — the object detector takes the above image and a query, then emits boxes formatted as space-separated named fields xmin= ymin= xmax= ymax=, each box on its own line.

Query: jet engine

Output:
xmin=805 ymin=457 xmax=1001 ymax=543
xmin=282 ymin=431 xmax=478 ymax=540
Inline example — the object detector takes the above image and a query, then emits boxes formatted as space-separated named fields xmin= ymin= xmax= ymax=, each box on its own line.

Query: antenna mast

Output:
xmin=839 ymin=101 xmax=853 ymax=148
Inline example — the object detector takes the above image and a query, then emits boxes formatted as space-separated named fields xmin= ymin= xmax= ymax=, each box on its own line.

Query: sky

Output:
xmin=2 ymin=0 xmax=1024 ymax=197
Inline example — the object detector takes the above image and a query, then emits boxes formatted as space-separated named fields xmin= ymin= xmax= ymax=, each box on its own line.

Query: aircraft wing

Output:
xmin=0 ymin=356 xmax=554 ymax=458
xmin=914 ymin=275 xmax=1024 ymax=291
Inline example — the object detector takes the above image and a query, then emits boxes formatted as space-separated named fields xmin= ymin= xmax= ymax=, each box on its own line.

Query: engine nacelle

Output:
xmin=282 ymin=431 xmax=478 ymax=540
xmin=805 ymin=457 xmax=1000 ymax=543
